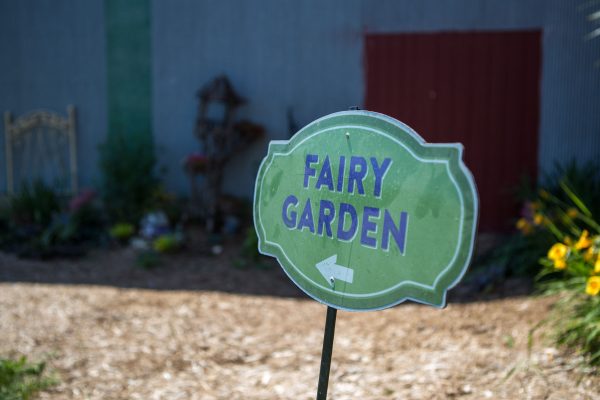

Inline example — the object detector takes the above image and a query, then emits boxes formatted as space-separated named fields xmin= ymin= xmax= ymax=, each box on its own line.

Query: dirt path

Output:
xmin=1 ymin=282 xmax=598 ymax=400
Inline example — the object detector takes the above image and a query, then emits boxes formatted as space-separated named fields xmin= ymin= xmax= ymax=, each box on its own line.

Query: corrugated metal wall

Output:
xmin=537 ymin=0 xmax=600 ymax=173
xmin=0 ymin=0 xmax=107 ymax=192
xmin=365 ymin=31 xmax=541 ymax=231
xmin=0 ymin=0 xmax=597 ymax=198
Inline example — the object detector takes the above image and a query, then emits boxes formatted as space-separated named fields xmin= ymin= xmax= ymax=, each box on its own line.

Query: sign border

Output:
xmin=254 ymin=110 xmax=479 ymax=311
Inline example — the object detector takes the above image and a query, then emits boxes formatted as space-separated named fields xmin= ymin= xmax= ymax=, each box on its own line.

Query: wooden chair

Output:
xmin=4 ymin=105 xmax=78 ymax=195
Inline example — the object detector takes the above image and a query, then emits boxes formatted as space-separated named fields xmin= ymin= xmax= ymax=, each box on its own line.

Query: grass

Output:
xmin=0 ymin=357 xmax=57 ymax=400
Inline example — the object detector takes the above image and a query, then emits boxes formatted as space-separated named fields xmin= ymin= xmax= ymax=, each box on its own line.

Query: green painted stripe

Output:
xmin=105 ymin=0 xmax=152 ymax=142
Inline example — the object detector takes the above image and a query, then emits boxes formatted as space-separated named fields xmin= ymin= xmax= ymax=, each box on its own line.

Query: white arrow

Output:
xmin=316 ymin=255 xmax=354 ymax=285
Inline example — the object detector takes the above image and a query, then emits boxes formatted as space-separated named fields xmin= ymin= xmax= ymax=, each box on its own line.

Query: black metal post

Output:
xmin=316 ymin=306 xmax=337 ymax=400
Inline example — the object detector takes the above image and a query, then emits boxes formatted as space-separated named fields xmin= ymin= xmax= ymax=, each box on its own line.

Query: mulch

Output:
xmin=0 ymin=245 xmax=598 ymax=399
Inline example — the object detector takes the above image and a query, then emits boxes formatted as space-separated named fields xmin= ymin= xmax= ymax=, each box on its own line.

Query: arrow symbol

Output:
xmin=316 ymin=255 xmax=354 ymax=286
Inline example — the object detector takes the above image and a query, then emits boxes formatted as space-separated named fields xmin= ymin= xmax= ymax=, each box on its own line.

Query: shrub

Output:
xmin=147 ymin=187 xmax=183 ymax=227
xmin=40 ymin=190 xmax=105 ymax=249
xmin=234 ymin=226 xmax=271 ymax=269
xmin=109 ymin=223 xmax=135 ymax=242
xmin=0 ymin=184 xmax=105 ymax=259
xmin=542 ymin=160 xmax=600 ymax=218
xmin=98 ymin=132 xmax=159 ymax=224
xmin=152 ymin=234 xmax=180 ymax=253
xmin=535 ymin=186 xmax=600 ymax=366
xmin=136 ymin=250 xmax=160 ymax=269
xmin=474 ymin=161 xmax=600 ymax=281
xmin=9 ymin=180 xmax=60 ymax=228
xmin=0 ymin=357 xmax=57 ymax=400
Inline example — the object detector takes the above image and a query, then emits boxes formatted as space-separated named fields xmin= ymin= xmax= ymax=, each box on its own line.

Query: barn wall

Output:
xmin=537 ymin=1 xmax=600 ymax=174
xmin=151 ymin=0 xmax=364 ymax=197
xmin=360 ymin=0 xmax=600 ymax=179
xmin=0 ymin=0 xmax=107 ymax=192
xmin=153 ymin=0 xmax=600 ymax=199
xmin=0 ymin=0 xmax=598 ymax=198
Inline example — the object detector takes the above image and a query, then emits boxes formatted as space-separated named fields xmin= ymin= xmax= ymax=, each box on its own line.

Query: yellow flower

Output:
xmin=553 ymin=258 xmax=567 ymax=270
xmin=595 ymin=256 xmax=600 ymax=274
xmin=564 ymin=236 xmax=573 ymax=246
xmin=584 ymin=247 xmax=595 ymax=262
xmin=585 ymin=276 xmax=600 ymax=296
xmin=566 ymin=208 xmax=578 ymax=218
xmin=516 ymin=218 xmax=532 ymax=234
xmin=575 ymin=230 xmax=592 ymax=250
xmin=533 ymin=213 xmax=544 ymax=226
xmin=548 ymin=243 xmax=568 ymax=260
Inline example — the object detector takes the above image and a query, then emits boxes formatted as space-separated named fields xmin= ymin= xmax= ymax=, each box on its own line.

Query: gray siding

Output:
xmin=152 ymin=0 xmax=364 ymax=197
xmin=153 ymin=0 xmax=600 ymax=198
xmin=0 ymin=0 xmax=107 ymax=192
xmin=1 ymin=0 xmax=598 ymax=197
xmin=539 ymin=1 xmax=600 ymax=171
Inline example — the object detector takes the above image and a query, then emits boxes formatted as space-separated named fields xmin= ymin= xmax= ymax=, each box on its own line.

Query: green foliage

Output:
xmin=240 ymin=227 xmax=259 ymax=261
xmin=41 ymin=208 xmax=105 ymax=250
xmin=234 ymin=227 xmax=271 ymax=269
xmin=473 ymin=161 xmax=600 ymax=367
xmin=9 ymin=181 xmax=60 ymax=227
xmin=148 ymin=187 xmax=183 ymax=226
xmin=0 ymin=357 xmax=57 ymax=400
xmin=99 ymin=132 xmax=159 ymax=224
xmin=136 ymin=250 xmax=160 ymax=269
xmin=539 ymin=279 xmax=600 ymax=366
xmin=0 ymin=183 xmax=105 ymax=259
xmin=0 ymin=201 xmax=12 ymax=247
xmin=542 ymin=160 xmax=600 ymax=218
xmin=474 ymin=231 xmax=554 ymax=280
xmin=475 ymin=161 xmax=600 ymax=279
xmin=534 ymin=184 xmax=600 ymax=367
xmin=109 ymin=223 xmax=135 ymax=241
xmin=152 ymin=234 xmax=180 ymax=253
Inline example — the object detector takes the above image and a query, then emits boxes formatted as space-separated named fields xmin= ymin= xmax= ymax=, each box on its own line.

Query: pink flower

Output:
xmin=183 ymin=152 xmax=209 ymax=174
xmin=69 ymin=189 xmax=96 ymax=212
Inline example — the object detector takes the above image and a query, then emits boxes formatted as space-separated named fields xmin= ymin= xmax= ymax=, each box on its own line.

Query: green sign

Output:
xmin=254 ymin=111 xmax=478 ymax=311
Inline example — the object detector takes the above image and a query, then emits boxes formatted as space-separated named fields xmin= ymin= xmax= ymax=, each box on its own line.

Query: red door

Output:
xmin=365 ymin=31 xmax=541 ymax=232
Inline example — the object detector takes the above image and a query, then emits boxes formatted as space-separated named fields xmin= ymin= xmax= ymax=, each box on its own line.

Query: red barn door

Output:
xmin=365 ymin=31 xmax=541 ymax=232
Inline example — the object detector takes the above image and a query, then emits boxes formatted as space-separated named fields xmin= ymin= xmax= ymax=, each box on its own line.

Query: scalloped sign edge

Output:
xmin=253 ymin=110 xmax=479 ymax=311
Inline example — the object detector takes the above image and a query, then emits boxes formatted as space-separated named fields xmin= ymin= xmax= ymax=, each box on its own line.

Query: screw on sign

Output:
xmin=253 ymin=110 xmax=479 ymax=399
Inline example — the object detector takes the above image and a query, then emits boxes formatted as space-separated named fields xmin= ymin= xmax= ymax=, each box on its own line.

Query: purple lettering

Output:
xmin=337 ymin=202 xmax=358 ymax=241
xmin=348 ymin=156 xmax=367 ymax=195
xmin=281 ymin=195 xmax=298 ymax=229
xmin=316 ymin=156 xmax=334 ymax=191
xmin=336 ymin=156 xmax=346 ymax=192
xmin=371 ymin=157 xmax=391 ymax=197
xmin=304 ymin=154 xmax=318 ymax=188
xmin=317 ymin=199 xmax=335 ymax=237
xmin=382 ymin=210 xmax=408 ymax=253
xmin=360 ymin=206 xmax=380 ymax=248
xmin=297 ymin=198 xmax=315 ymax=233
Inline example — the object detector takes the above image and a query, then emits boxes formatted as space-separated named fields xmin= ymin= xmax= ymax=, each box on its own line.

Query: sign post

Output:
xmin=316 ymin=306 xmax=336 ymax=400
xmin=253 ymin=110 xmax=478 ymax=397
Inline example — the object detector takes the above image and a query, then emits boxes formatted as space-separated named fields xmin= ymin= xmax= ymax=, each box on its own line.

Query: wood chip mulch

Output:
xmin=0 ymin=248 xmax=598 ymax=399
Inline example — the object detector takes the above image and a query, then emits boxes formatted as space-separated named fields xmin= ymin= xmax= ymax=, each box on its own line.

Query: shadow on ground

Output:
xmin=0 ymin=242 xmax=305 ymax=297
xmin=0 ymin=239 xmax=533 ymax=303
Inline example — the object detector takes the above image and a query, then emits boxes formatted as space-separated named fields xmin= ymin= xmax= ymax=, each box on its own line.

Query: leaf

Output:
xmin=560 ymin=181 xmax=592 ymax=217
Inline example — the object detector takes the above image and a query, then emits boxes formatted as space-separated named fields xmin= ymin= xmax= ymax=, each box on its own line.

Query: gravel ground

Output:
xmin=0 ymin=248 xmax=598 ymax=399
